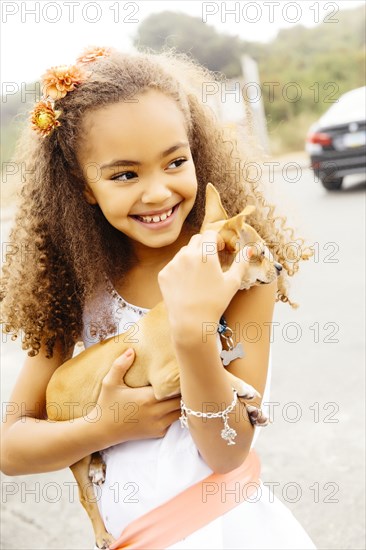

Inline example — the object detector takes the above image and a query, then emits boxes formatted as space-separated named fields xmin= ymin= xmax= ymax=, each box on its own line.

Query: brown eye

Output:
xmin=168 ymin=158 xmax=187 ymax=169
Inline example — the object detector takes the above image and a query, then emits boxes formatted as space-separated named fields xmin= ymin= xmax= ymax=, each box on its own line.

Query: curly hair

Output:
xmin=1 ymin=48 xmax=313 ymax=358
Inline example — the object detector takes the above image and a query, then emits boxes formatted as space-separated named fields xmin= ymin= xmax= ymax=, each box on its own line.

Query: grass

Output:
xmin=268 ymin=112 xmax=319 ymax=156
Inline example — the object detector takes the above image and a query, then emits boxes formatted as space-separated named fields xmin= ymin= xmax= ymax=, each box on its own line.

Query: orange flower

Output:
xmin=30 ymin=100 xmax=61 ymax=137
xmin=42 ymin=64 xmax=88 ymax=100
xmin=76 ymin=46 xmax=112 ymax=64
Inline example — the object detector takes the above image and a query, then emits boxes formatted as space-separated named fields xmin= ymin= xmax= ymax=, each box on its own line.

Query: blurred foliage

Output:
xmin=1 ymin=5 xmax=365 ymax=170
xmin=134 ymin=11 xmax=249 ymax=77
xmin=1 ymin=87 xmax=38 ymax=169
xmin=134 ymin=6 xmax=366 ymax=152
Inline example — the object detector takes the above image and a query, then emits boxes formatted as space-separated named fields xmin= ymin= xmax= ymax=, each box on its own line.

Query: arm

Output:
xmin=1 ymin=342 xmax=180 ymax=476
xmin=173 ymin=279 xmax=276 ymax=474
xmin=157 ymin=230 xmax=277 ymax=474
xmin=0 ymin=340 xmax=97 ymax=475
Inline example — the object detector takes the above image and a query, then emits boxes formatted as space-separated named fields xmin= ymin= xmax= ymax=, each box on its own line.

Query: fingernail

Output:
xmin=124 ymin=348 xmax=133 ymax=357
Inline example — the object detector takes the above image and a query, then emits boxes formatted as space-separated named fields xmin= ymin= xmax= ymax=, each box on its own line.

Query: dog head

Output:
xmin=200 ymin=183 xmax=282 ymax=290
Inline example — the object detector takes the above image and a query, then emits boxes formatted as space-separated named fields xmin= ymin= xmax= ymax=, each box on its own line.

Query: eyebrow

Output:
xmin=100 ymin=142 xmax=190 ymax=170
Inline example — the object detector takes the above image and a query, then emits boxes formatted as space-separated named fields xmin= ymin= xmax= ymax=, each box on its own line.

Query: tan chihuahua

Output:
xmin=46 ymin=183 xmax=282 ymax=548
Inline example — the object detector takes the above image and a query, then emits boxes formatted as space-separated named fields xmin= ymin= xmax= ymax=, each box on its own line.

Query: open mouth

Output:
xmin=130 ymin=203 xmax=181 ymax=228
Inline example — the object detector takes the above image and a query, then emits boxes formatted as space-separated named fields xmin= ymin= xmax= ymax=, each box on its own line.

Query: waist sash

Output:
xmin=109 ymin=449 xmax=261 ymax=550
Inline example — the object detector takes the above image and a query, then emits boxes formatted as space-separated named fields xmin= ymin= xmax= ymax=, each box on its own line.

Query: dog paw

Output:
xmin=89 ymin=458 xmax=106 ymax=486
xmin=246 ymin=405 xmax=270 ymax=427
xmin=89 ymin=466 xmax=105 ymax=485
xmin=95 ymin=531 xmax=115 ymax=549
xmin=235 ymin=381 xmax=261 ymax=400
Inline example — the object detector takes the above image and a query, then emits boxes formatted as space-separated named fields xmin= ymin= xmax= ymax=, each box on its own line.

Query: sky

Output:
xmin=1 ymin=0 xmax=365 ymax=85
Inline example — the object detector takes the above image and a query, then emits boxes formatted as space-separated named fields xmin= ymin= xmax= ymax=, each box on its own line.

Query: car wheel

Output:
xmin=320 ymin=176 xmax=343 ymax=191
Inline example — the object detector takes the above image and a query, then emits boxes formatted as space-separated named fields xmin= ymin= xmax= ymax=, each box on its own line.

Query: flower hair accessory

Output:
xmin=76 ymin=46 xmax=112 ymax=65
xmin=30 ymin=100 xmax=61 ymax=137
xmin=30 ymin=46 xmax=112 ymax=137
xmin=42 ymin=64 xmax=88 ymax=100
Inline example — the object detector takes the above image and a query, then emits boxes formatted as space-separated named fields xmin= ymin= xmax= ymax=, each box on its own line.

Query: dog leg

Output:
xmin=70 ymin=455 xmax=114 ymax=550
xmin=149 ymin=360 xmax=181 ymax=401
xmin=224 ymin=372 xmax=269 ymax=426
xmin=224 ymin=371 xmax=260 ymax=400
xmin=245 ymin=405 xmax=270 ymax=426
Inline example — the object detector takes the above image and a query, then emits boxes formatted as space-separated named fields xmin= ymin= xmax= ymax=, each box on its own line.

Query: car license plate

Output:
xmin=343 ymin=131 xmax=366 ymax=148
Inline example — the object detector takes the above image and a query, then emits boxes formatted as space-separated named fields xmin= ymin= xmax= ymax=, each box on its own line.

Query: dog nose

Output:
xmin=274 ymin=262 xmax=282 ymax=274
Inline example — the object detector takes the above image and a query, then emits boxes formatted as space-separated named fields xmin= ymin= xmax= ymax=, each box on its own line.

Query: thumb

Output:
xmin=225 ymin=245 xmax=252 ymax=286
xmin=103 ymin=348 xmax=135 ymax=387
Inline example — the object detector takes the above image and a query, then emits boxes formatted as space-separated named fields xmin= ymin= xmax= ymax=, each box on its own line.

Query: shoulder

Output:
xmin=225 ymin=279 xmax=277 ymax=323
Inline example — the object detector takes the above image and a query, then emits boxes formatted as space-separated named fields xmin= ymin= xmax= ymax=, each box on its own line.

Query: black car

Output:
xmin=306 ymin=86 xmax=366 ymax=190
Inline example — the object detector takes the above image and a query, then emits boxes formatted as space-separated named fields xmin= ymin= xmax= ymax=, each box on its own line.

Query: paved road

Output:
xmin=1 ymin=160 xmax=365 ymax=550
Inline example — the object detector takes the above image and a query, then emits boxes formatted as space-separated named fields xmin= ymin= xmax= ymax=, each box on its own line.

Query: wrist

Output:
xmin=170 ymin=319 xmax=221 ymax=348
xmin=83 ymin=406 xmax=125 ymax=449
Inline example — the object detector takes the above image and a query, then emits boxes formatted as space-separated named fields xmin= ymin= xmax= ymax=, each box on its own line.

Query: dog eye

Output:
xmin=261 ymin=250 xmax=266 ymax=257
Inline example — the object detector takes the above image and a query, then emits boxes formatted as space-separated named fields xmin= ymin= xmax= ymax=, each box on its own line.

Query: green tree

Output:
xmin=133 ymin=11 xmax=246 ymax=78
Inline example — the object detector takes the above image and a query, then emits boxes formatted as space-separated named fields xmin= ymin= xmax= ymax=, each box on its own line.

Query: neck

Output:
xmin=129 ymin=223 xmax=196 ymax=271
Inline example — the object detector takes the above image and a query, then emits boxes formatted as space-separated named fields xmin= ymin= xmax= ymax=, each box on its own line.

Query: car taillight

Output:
xmin=307 ymin=132 xmax=332 ymax=146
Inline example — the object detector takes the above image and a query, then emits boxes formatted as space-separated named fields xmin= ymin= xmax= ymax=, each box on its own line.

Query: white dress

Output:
xmin=82 ymin=285 xmax=316 ymax=550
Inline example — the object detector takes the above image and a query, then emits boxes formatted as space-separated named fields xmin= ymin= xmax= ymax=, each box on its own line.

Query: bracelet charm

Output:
xmin=179 ymin=389 xmax=238 ymax=446
xmin=221 ymin=415 xmax=238 ymax=445
xmin=218 ymin=317 xmax=245 ymax=366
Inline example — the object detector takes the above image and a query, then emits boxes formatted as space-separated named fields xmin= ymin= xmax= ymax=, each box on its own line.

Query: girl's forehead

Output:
xmin=85 ymin=90 xmax=185 ymax=129
xmin=78 ymin=90 xmax=190 ymax=163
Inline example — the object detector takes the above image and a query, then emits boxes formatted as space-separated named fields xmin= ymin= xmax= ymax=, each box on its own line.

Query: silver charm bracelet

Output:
xmin=179 ymin=388 xmax=238 ymax=446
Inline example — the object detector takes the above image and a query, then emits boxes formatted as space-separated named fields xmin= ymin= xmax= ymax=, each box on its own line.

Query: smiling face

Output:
xmin=77 ymin=90 xmax=198 ymax=255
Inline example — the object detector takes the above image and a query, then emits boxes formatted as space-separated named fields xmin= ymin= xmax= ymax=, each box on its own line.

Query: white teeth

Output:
xmin=138 ymin=207 xmax=173 ymax=223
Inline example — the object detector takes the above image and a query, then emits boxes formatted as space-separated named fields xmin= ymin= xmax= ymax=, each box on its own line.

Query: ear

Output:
xmin=219 ymin=216 xmax=243 ymax=251
xmin=201 ymin=183 xmax=228 ymax=230
xmin=224 ymin=213 xmax=246 ymax=235
xmin=218 ymin=217 xmax=255 ymax=252
xmin=83 ymin=185 xmax=98 ymax=205
xmin=221 ymin=209 xmax=256 ymax=238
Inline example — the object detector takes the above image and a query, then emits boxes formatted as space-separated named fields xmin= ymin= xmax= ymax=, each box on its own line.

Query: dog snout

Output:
xmin=274 ymin=262 xmax=282 ymax=274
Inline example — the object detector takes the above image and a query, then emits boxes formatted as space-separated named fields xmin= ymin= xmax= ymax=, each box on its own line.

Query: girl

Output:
xmin=1 ymin=47 xmax=316 ymax=549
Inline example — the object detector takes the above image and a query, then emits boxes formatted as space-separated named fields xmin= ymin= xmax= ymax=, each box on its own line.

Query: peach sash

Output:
xmin=109 ymin=450 xmax=261 ymax=550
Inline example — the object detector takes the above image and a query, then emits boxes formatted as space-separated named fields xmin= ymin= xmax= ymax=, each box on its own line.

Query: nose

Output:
xmin=274 ymin=262 xmax=282 ymax=275
xmin=141 ymin=179 xmax=172 ymax=204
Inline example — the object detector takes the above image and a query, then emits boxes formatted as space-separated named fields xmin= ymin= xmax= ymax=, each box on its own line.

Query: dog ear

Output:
xmin=216 ymin=213 xmax=246 ymax=252
xmin=225 ymin=213 xmax=246 ymax=234
xmin=241 ymin=204 xmax=255 ymax=217
xmin=201 ymin=183 xmax=228 ymax=230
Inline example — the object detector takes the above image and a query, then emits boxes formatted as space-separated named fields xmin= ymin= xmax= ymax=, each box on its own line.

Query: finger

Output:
xmin=216 ymin=233 xmax=225 ymax=251
xmin=103 ymin=348 xmax=135 ymax=386
xmin=201 ymin=230 xmax=225 ymax=251
xmin=155 ymin=396 xmax=181 ymax=411
xmin=199 ymin=230 xmax=222 ymax=263
xmin=165 ymin=397 xmax=181 ymax=411
xmin=156 ymin=411 xmax=182 ymax=437
xmin=224 ymin=244 xmax=251 ymax=285
xmin=200 ymin=229 xmax=219 ymax=244
xmin=163 ymin=410 xmax=181 ymax=425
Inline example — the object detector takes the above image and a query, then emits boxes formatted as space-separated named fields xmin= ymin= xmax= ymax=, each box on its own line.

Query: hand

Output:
xmin=158 ymin=230 xmax=248 ymax=334
xmin=94 ymin=349 xmax=181 ymax=448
